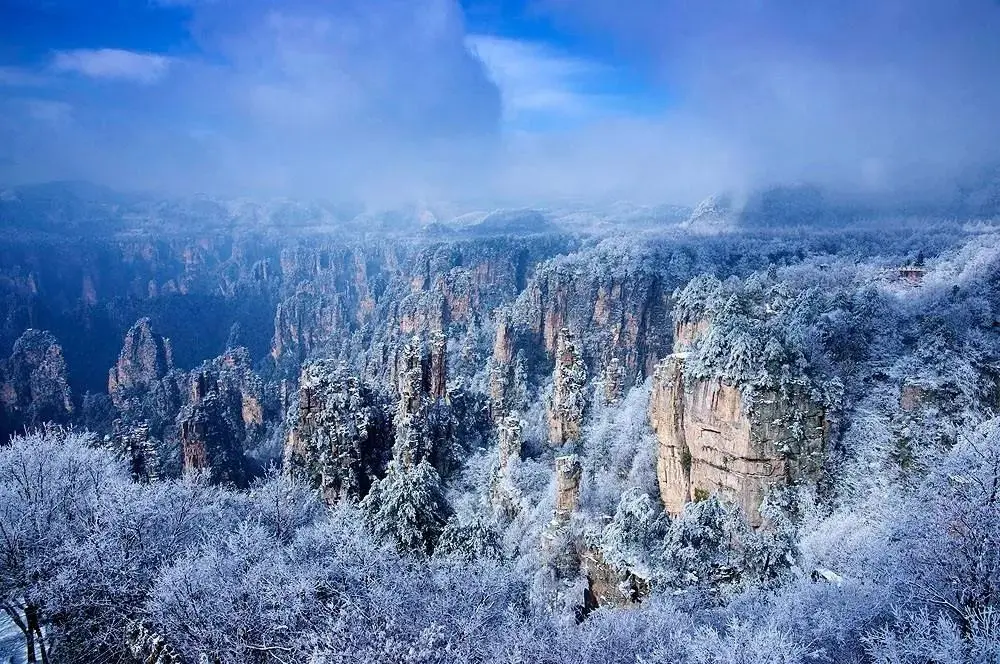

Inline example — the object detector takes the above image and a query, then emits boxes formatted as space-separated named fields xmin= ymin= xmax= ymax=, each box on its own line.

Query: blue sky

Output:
xmin=1 ymin=0 xmax=1000 ymax=205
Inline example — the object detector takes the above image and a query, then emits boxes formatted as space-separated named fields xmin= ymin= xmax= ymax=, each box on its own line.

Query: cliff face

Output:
xmin=360 ymin=238 xmax=566 ymax=396
xmin=283 ymin=360 xmax=391 ymax=502
xmin=0 ymin=329 xmax=74 ymax=440
xmin=112 ymin=419 xmax=161 ymax=482
xmin=392 ymin=334 xmax=457 ymax=474
xmin=650 ymin=352 xmax=826 ymax=525
xmin=553 ymin=454 xmax=583 ymax=523
xmin=0 ymin=234 xmax=282 ymax=397
xmin=270 ymin=243 xmax=404 ymax=372
xmin=489 ymin=246 xmax=671 ymax=423
xmin=580 ymin=547 xmax=647 ymax=613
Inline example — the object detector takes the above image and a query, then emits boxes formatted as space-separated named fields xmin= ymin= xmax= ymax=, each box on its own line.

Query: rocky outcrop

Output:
xmin=553 ymin=454 xmax=583 ymax=523
xmin=284 ymin=360 xmax=391 ymax=502
xmin=601 ymin=357 xmax=626 ymax=405
xmin=269 ymin=244 xmax=403 ymax=372
xmin=539 ymin=454 xmax=585 ymax=583
xmin=105 ymin=320 xmax=187 ymax=471
xmin=428 ymin=331 xmax=447 ymax=401
xmin=491 ymin=413 xmax=523 ymax=518
xmin=580 ymin=547 xmax=648 ymax=612
xmin=488 ymin=320 xmax=528 ymax=418
xmin=547 ymin=329 xmax=587 ymax=447
xmin=683 ymin=193 xmax=734 ymax=233
xmin=108 ymin=318 xmax=176 ymax=410
xmin=177 ymin=347 xmax=265 ymax=486
xmin=0 ymin=329 xmax=74 ymax=439
xmin=673 ymin=317 xmax=711 ymax=353
xmin=360 ymin=238 xmax=567 ymax=395
xmin=393 ymin=334 xmax=449 ymax=470
xmin=650 ymin=353 xmax=826 ymax=525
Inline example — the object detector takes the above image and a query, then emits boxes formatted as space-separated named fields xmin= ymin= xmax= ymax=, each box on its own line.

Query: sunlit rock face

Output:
xmin=361 ymin=238 xmax=567 ymax=398
xmin=673 ymin=317 xmax=711 ymax=354
xmin=553 ymin=454 xmax=583 ymax=523
xmin=0 ymin=329 xmax=74 ymax=439
xmin=650 ymin=351 xmax=826 ymax=526
xmin=284 ymin=359 xmax=391 ymax=503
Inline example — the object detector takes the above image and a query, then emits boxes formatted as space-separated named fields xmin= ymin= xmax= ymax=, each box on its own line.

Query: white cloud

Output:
xmin=467 ymin=35 xmax=620 ymax=126
xmin=51 ymin=49 xmax=173 ymax=84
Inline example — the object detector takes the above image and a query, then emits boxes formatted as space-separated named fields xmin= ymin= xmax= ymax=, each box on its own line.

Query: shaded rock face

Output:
xmin=541 ymin=454 xmax=584 ymax=580
xmin=601 ymin=357 xmax=626 ymax=405
xmin=284 ymin=360 xmax=391 ymax=503
xmin=488 ymin=320 xmax=528 ymax=418
xmin=0 ymin=329 xmax=74 ymax=440
xmin=547 ymin=329 xmax=587 ymax=447
xmin=104 ymin=320 xmax=271 ymax=486
xmin=0 ymin=234 xmax=282 ymax=398
xmin=108 ymin=317 xmax=174 ymax=410
xmin=650 ymin=354 xmax=826 ymax=526
xmin=542 ymin=453 xmax=649 ymax=613
xmin=177 ymin=347 xmax=265 ymax=486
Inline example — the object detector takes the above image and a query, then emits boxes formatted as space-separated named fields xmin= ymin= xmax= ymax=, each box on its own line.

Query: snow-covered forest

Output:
xmin=1 ymin=190 xmax=1000 ymax=662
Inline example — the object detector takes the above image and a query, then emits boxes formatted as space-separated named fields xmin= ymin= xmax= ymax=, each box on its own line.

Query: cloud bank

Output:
xmin=533 ymin=0 xmax=1000 ymax=202
xmin=1 ymin=0 xmax=1000 ymax=206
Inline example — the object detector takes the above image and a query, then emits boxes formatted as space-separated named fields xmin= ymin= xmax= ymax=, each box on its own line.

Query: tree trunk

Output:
xmin=3 ymin=607 xmax=35 ymax=664
xmin=23 ymin=622 xmax=35 ymax=664
xmin=24 ymin=605 xmax=43 ymax=664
